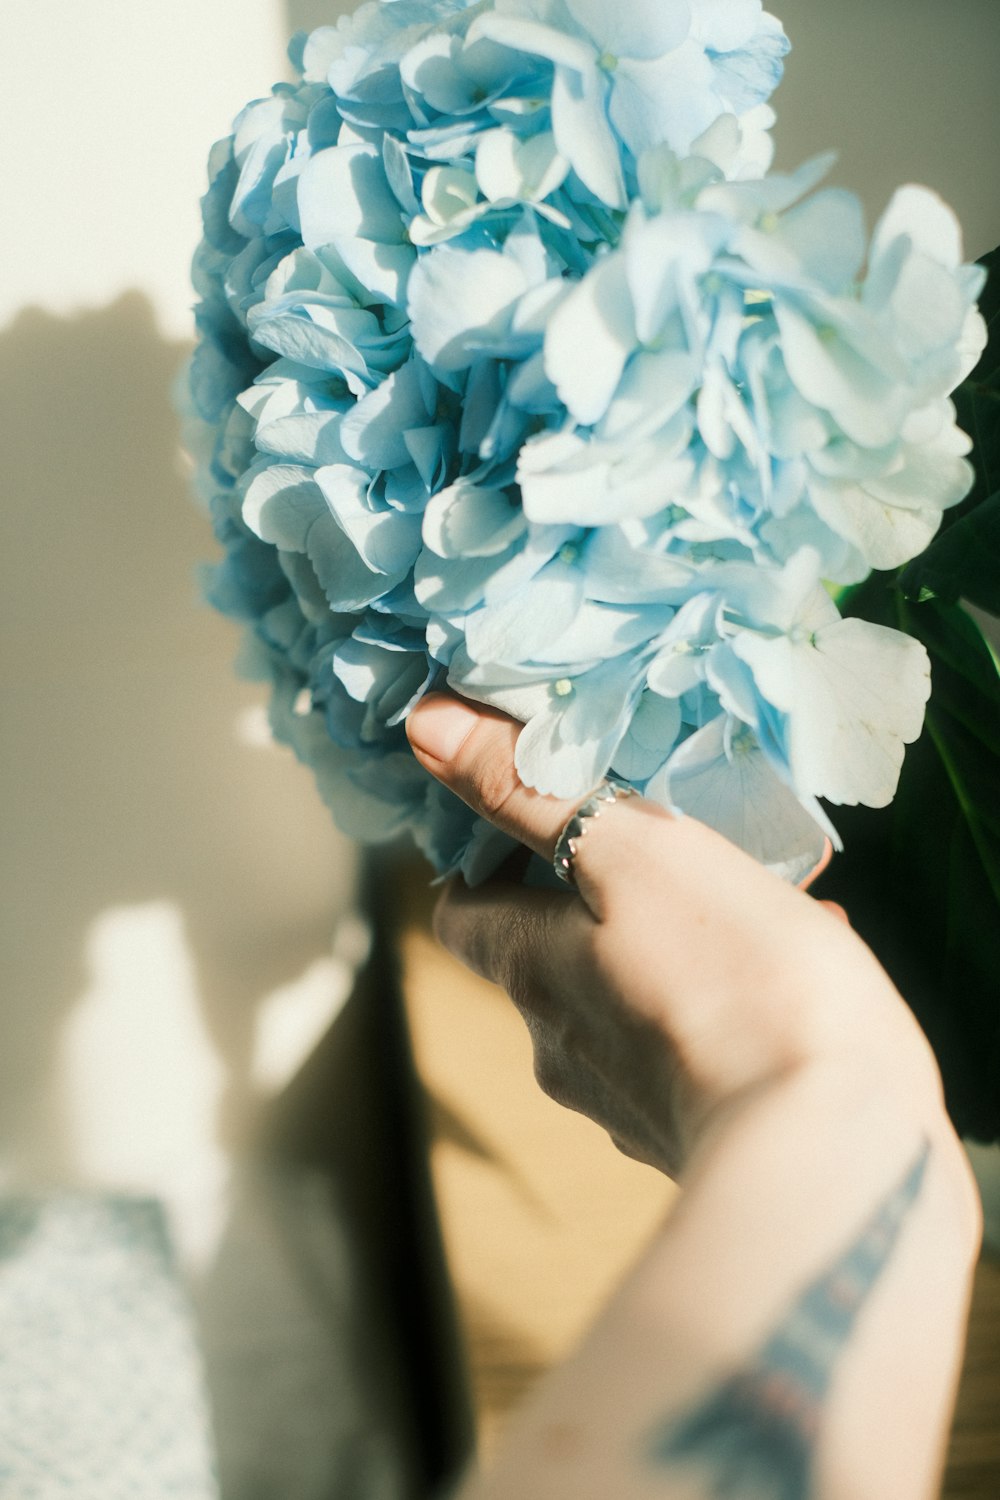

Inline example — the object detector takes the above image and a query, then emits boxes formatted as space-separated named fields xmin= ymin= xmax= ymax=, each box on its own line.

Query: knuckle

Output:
xmin=609 ymin=1132 xmax=643 ymax=1163
xmin=532 ymin=1046 xmax=571 ymax=1107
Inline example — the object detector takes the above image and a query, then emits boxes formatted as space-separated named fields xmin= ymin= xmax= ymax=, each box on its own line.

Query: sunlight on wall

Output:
xmin=56 ymin=902 xmax=229 ymax=1269
xmin=0 ymin=0 xmax=290 ymax=341
xmin=251 ymin=955 xmax=355 ymax=1095
xmin=236 ymin=703 xmax=279 ymax=752
xmin=47 ymin=894 xmax=367 ymax=1272
xmin=53 ymin=900 xmax=365 ymax=1269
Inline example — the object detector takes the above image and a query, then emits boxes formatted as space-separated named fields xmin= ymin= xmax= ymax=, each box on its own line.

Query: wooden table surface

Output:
xmin=399 ymin=878 xmax=1000 ymax=1495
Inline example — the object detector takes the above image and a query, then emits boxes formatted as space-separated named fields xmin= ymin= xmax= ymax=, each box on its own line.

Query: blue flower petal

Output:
xmin=649 ymin=715 xmax=829 ymax=882
xmin=408 ymin=246 xmax=533 ymax=373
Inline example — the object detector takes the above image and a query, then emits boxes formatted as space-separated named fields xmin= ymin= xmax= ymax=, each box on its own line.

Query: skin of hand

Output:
xmin=406 ymin=692 xmax=952 ymax=1180
xmin=408 ymin=693 xmax=982 ymax=1500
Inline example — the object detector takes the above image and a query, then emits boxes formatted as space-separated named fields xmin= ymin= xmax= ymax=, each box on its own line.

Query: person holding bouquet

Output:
xmin=407 ymin=690 xmax=981 ymax=1500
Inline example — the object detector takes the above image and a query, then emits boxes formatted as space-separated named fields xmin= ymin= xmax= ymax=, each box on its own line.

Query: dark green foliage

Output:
xmin=901 ymin=247 xmax=1000 ymax=616
xmin=814 ymin=249 xmax=1000 ymax=1141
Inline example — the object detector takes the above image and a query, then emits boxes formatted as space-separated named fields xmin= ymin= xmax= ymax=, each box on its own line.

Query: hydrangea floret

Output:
xmin=184 ymin=0 xmax=987 ymax=884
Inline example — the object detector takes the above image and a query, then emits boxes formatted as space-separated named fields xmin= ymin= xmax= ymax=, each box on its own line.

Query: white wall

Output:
xmin=771 ymin=0 xmax=999 ymax=261
xmin=0 ymin=12 xmax=418 ymax=1495
xmin=0 ymin=1 xmax=289 ymax=339
xmin=1 ymin=0 xmax=361 ymax=1187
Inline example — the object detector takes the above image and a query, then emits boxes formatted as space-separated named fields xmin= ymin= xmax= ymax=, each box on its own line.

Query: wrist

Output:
xmin=686 ymin=1044 xmax=980 ymax=1257
xmin=659 ymin=926 xmax=947 ymax=1166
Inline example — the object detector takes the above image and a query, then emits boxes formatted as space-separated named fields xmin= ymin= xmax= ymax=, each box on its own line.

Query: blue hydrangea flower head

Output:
xmin=182 ymin=0 xmax=985 ymax=884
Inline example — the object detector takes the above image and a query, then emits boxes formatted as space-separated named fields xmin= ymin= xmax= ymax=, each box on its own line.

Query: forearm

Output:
xmin=408 ymin=699 xmax=982 ymax=1498
xmin=459 ymin=1053 xmax=980 ymax=1500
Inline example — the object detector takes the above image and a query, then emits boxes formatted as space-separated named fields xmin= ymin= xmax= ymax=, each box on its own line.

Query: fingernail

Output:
xmin=407 ymin=694 xmax=480 ymax=764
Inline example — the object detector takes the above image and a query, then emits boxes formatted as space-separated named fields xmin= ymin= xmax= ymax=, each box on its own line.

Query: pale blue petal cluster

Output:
xmin=183 ymin=0 xmax=985 ymax=883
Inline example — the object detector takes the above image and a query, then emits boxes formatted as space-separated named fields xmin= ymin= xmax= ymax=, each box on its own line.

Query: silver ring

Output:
xmin=553 ymin=779 xmax=637 ymax=886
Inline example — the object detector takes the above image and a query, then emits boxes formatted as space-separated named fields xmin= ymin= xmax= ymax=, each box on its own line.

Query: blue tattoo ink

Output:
xmin=646 ymin=1142 xmax=931 ymax=1498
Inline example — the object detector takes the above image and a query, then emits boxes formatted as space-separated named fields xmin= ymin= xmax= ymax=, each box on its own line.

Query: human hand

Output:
xmin=407 ymin=693 xmax=940 ymax=1178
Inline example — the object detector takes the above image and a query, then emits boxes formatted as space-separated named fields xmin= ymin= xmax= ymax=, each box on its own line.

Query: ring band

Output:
xmin=553 ymin=779 xmax=637 ymax=886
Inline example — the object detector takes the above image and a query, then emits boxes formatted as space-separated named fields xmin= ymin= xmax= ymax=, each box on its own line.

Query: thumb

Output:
xmin=406 ymin=693 xmax=832 ymax=922
xmin=406 ymin=692 xmax=584 ymax=863
xmin=406 ymin=691 xmax=683 ymax=916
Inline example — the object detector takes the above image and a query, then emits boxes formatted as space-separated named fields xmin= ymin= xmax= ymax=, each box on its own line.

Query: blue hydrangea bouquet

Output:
xmin=184 ymin=0 xmax=1000 ymax=1125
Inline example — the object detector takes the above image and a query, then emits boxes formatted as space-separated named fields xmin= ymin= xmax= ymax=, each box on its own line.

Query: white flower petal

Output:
xmin=242 ymin=463 xmax=326 ymax=550
xmin=544 ymin=255 xmax=636 ymax=425
xmin=650 ymin=715 xmax=829 ymax=881
xmin=400 ymin=33 xmax=478 ymax=115
xmin=539 ymin=600 xmax=671 ymax=664
xmin=565 ymin=0 xmax=692 ymax=60
xmin=775 ymin=300 xmax=907 ymax=449
xmin=422 ymin=482 xmax=526 ymax=559
xmin=808 ymin=478 xmax=943 ymax=571
xmin=623 ymin=209 xmax=726 ymax=347
xmin=518 ymin=432 xmax=625 ymax=524
xmin=470 ymin=11 xmax=596 ymax=72
xmin=408 ymin=247 xmax=529 ymax=372
xmin=551 ymin=61 xmax=625 ymax=207
xmin=771 ymin=189 xmax=866 ymax=294
xmin=611 ymin=690 xmax=682 ymax=780
xmin=254 ymin=411 xmax=350 ymax=467
xmin=689 ymin=0 xmax=763 ymax=53
xmin=339 ymin=359 xmax=433 ymax=470
xmin=475 ymin=128 xmax=569 ymax=203
xmin=446 ymin=649 xmax=554 ymax=725
xmin=735 ymin=619 xmax=931 ymax=807
xmin=871 ymin=184 xmax=964 ymax=270
xmin=599 ymin=347 xmax=698 ymax=440
xmin=610 ymin=43 xmax=717 ymax=157
xmin=315 ymin=463 xmax=422 ymax=577
xmin=515 ymin=661 xmax=641 ymax=797
xmin=463 ymin=561 xmax=584 ymax=664
xmin=299 ymin=143 xmax=408 ymax=248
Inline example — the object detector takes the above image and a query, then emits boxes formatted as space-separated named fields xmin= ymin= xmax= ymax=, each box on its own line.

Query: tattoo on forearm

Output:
xmin=645 ymin=1141 xmax=931 ymax=1498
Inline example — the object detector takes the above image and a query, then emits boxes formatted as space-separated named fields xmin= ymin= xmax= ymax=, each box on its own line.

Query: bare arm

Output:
xmin=462 ymin=1062 xmax=975 ymax=1500
xmin=407 ymin=693 xmax=981 ymax=1500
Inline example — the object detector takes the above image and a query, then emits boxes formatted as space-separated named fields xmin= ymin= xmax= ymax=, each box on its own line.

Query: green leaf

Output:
xmin=813 ymin=582 xmax=1000 ymax=1141
xmin=823 ymin=250 xmax=1000 ymax=1140
xmin=899 ymin=249 xmax=1000 ymax=613
xmin=970 ymin=244 xmax=1000 ymax=382
xmin=952 ymin=374 xmax=1000 ymax=514
xmin=900 ymin=488 xmax=1000 ymax=614
xmin=901 ymin=597 xmax=1000 ymax=893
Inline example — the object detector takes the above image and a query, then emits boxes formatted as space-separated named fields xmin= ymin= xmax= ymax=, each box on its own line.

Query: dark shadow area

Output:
xmin=285 ymin=0 xmax=356 ymax=36
xmin=0 ymin=292 xmax=355 ymax=1165
xmin=0 ymin=292 xmax=471 ymax=1496
xmin=262 ymin=857 xmax=476 ymax=1498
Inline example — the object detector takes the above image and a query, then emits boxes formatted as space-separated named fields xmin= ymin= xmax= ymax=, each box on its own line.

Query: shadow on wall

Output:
xmin=0 ymin=292 xmax=357 ymax=1180
xmin=285 ymin=0 xmax=357 ymax=35
xmin=0 ymin=293 xmax=466 ymax=1498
